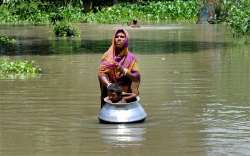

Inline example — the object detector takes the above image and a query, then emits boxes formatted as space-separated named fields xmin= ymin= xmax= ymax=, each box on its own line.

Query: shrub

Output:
xmin=53 ymin=22 xmax=80 ymax=37
xmin=225 ymin=0 xmax=250 ymax=37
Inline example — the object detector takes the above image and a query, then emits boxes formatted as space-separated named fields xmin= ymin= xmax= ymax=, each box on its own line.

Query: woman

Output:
xmin=98 ymin=28 xmax=140 ymax=107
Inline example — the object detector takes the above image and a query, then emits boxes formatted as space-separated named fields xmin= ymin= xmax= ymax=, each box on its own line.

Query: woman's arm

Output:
xmin=122 ymin=92 xmax=137 ymax=102
xmin=98 ymin=73 xmax=112 ymax=87
xmin=125 ymin=70 xmax=140 ymax=82
xmin=131 ymin=81 xmax=140 ymax=95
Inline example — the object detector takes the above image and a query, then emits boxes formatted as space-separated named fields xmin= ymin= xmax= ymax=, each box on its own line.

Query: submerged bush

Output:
xmin=0 ymin=57 xmax=42 ymax=79
xmin=53 ymin=22 xmax=80 ymax=37
xmin=0 ymin=35 xmax=16 ymax=45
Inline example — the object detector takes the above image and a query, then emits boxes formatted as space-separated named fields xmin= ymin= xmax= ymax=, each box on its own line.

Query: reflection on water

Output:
xmin=0 ymin=24 xmax=230 ymax=55
xmin=100 ymin=124 xmax=145 ymax=147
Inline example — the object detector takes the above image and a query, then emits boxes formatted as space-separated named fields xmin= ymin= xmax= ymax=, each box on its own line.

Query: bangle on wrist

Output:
xmin=107 ymin=82 xmax=112 ymax=88
xmin=123 ymin=68 xmax=128 ymax=75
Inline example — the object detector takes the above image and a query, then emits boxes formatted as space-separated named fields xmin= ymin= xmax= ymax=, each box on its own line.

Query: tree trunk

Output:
xmin=83 ymin=0 xmax=93 ymax=12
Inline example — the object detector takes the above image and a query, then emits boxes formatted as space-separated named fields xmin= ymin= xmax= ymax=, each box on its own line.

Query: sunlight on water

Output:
xmin=100 ymin=124 xmax=145 ymax=147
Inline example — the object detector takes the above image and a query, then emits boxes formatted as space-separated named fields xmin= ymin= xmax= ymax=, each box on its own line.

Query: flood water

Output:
xmin=1 ymin=24 xmax=250 ymax=156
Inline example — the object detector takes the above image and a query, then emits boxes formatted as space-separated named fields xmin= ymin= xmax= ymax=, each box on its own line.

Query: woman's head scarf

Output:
xmin=98 ymin=28 xmax=140 ymax=82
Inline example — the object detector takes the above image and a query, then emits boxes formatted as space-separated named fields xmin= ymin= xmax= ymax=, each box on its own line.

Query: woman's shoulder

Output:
xmin=101 ymin=50 xmax=112 ymax=59
xmin=127 ymin=51 xmax=137 ymax=59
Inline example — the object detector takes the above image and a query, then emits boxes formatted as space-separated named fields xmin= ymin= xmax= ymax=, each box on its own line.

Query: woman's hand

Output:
xmin=98 ymin=74 xmax=112 ymax=88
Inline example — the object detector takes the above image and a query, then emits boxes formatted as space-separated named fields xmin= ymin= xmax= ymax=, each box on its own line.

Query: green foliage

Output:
xmin=0 ymin=1 xmax=84 ymax=24
xmin=0 ymin=1 xmax=49 ymax=24
xmin=57 ymin=6 xmax=85 ymax=22
xmin=7 ymin=1 xmax=49 ymax=24
xmin=0 ymin=0 xmax=199 ymax=24
xmin=53 ymin=21 xmax=80 ymax=37
xmin=0 ymin=5 xmax=19 ymax=23
xmin=49 ymin=6 xmax=85 ymax=24
xmin=0 ymin=35 xmax=16 ymax=45
xmin=0 ymin=57 xmax=42 ymax=79
xmin=225 ymin=0 xmax=250 ymax=37
xmin=84 ymin=1 xmax=199 ymax=24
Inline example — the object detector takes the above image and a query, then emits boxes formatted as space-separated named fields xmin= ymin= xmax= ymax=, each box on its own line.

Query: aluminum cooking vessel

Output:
xmin=98 ymin=97 xmax=147 ymax=123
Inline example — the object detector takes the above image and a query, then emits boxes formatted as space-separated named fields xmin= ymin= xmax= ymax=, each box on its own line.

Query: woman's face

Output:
xmin=115 ymin=32 xmax=126 ymax=49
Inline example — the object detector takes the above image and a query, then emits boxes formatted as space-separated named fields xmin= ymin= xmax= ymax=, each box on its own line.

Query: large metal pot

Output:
xmin=98 ymin=97 xmax=147 ymax=124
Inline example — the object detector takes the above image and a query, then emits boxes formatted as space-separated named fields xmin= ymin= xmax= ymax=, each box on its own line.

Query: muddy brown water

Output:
xmin=0 ymin=24 xmax=250 ymax=156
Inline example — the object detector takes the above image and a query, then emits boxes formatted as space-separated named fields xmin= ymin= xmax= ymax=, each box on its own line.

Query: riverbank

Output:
xmin=0 ymin=1 xmax=249 ymax=37
xmin=0 ymin=1 xmax=199 ymax=25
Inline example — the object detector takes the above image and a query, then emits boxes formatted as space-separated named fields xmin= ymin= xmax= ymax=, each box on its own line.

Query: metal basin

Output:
xmin=98 ymin=97 xmax=147 ymax=124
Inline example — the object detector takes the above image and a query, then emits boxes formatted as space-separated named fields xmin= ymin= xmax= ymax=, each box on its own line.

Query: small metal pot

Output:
xmin=98 ymin=97 xmax=147 ymax=124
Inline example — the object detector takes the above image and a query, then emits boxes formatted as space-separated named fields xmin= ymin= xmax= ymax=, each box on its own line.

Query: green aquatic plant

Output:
xmin=0 ymin=35 xmax=16 ymax=45
xmin=53 ymin=21 xmax=80 ymax=37
xmin=0 ymin=57 xmax=42 ymax=79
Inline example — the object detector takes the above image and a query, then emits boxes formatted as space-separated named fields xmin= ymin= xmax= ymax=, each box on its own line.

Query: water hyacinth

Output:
xmin=0 ymin=35 xmax=16 ymax=45
xmin=84 ymin=1 xmax=199 ymax=24
xmin=0 ymin=57 xmax=42 ymax=79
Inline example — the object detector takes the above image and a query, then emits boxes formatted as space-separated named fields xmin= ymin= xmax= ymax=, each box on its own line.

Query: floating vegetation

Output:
xmin=53 ymin=21 xmax=80 ymax=37
xmin=0 ymin=57 xmax=42 ymax=79
xmin=0 ymin=35 xmax=16 ymax=45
